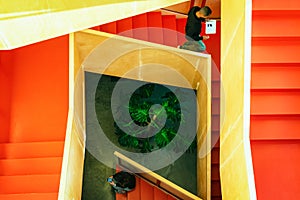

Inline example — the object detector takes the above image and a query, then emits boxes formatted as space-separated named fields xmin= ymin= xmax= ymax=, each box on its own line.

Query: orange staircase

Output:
xmin=93 ymin=12 xmax=187 ymax=48
xmin=95 ymin=11 xmax=222 ymax=200
xmin=0 ymin=36 xmax=69 ymax=199
xmin=0 ymin=9 xmax=221 ymax=200
xmin=251 ymin=0 xmax=300 ymax=199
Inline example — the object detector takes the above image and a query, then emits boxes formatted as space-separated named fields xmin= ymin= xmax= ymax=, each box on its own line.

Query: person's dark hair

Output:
xmin=113 ymin=171 xmax=136 ymax=189
xmin=200 ymin=6 xmax=212 ymax=16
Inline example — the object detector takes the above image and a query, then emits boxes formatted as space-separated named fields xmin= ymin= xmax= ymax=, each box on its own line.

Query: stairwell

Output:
xmin=0 ymin=9 xmax=221 ymax=200
xmin=0 ymin=36 xmax=69 ymax=200
xmin=250 ymin=0 xmax=300 ymax=199
xmin=93 ymin=10 xmax=222 ymax=200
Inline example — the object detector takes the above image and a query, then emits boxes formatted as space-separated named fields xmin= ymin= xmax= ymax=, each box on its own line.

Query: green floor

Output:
xmin=81 ymin=72 xmax=197 ymax=199
xmin=82 ymin=150 xmax=116 ymax=200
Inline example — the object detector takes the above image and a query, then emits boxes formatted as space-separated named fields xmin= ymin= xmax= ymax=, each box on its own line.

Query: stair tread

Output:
xmin=250 ymin=115 xmax=300 ymax=140
xmin=116 ymin=193 xmax=127 ymax=200
xmin=252 ymin=10 xmax=300 ymax=37
xmin=154 ymin=187 xmax=168 ymax=200
xmin=140 ymin=179 xmax=154 ymax=200
xmin=0 ymin=157 xmax=63 ymax=176
xmin=176 ymin=18 xmax=187 ymax=46
xmin=99 ymin=21 xmax=117 ymax=34
xmin=251 ymin=63 xmax=300 ymax=89
xmin=251 ymin=37 xmax=300 ymax=63
xmin=117 ymin=17 xmax=133 ymax=37
xmin=162 ymin=15 xmax=178 ymax=47
xmin=253 ymin=0 xmax=300 ymax=10
xmin=0 ymin=141 xmax=64 ymax=159
xmin=0 ymin=193 xmax=58 ymax=200
xmin=0 ymin=174 xmax=60 ymax=194
xmin=251 ymin=90 xmax=300 ymax=114
xmin=132 ymin=13 xmax=149 ymax=41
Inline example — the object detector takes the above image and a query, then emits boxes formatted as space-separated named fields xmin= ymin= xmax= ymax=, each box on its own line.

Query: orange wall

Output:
xmin=6 ymin=35 xmax=69 ymax=142
xmin=0 ymin=51 xmax=14 ymax=142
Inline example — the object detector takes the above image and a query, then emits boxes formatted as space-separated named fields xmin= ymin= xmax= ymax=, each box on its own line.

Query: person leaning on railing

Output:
xmin=107 ymin=171 xmax=136 ymax=194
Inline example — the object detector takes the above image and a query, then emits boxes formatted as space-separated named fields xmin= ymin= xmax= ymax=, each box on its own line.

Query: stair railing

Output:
xmin=114 ymin=151 xmax=202 ymax=200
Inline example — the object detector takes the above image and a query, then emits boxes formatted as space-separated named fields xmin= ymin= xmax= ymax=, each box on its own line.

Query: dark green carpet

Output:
xmin=81 ymin=72 xmax=197 ymax=199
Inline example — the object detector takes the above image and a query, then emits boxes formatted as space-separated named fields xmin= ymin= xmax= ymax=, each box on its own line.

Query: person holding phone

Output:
xmin=179 ymin=6 xmax=212 ymax=52
xmin=107 ymin=171 xmax=136 ymax=194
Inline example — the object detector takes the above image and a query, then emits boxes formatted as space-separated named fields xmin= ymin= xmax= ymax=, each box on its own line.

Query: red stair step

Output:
xmin=162 ymin=15 xmax=178 ymax=47
xmin=127 ymin=177 xmax=140 ymax=200
xmin=212 ymin=81 xmax=220 ymax=98
xmin=251 ymin=90 xmax=300 ymax=115
xmin=154 ymin=187 xmax=168 ymax=200
xmin=100 ymin=21 xmax=117 ymax=34
xmin=176 ymin=18 xmax=187 ymax=46
xmin=211 ymin=163 xmax=220 ymax=181
xmin=251 ymin=37 xmax=300 ymax=63
xmin=212 ymin=98 xmax=220 ymax=115
xmin=140 ymin=179 xmax=154 ymax=200
xmin=90 ymin=26 xmax=100 ymax=31
xmin=211 ymin=180 xmax=221 ymax=197
xmin=252 ymin=0 xmax=300 ymax=10
xmin=0 ymin=157 xmax=62 ymax=176
xmin=211 ymin=148 xmax=220 ymax=165
xmin=252 ymin=10 xmax=300 ymax=37
xmin=250 ymin=115 xmax=300 ymax=140
xmin=251 ymin=140 xmax=300 ymax=200
xmin=167 ymin=195 xmax=177 ymax=200
xmin=0 ymin=141 xmax=64 ymax=159
xmin=132 ymin=13 xmax=149 ymax=41
xmin=212 ymin=115 xmax=220 ymax=132
xmin=212 ymin=132 xmax=220 ymax=148
xmin=251 ymin=63 xmax=300 ymax=89
xmin=116 ymin=193 xmax=127 ymax=200
xmin=117 ymin=17 xmax=134 ymax=38
xmin=147 ymin=12 xmax=164 ymax=44
xmin=0 ymin=174 xmax=60 ymax=194
xmin=0 ymin=193 xmax=58 ymax=200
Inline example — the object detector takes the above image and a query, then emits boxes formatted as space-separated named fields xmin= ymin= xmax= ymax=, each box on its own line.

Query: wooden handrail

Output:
xmin=114 ymin=151 xmax=202 ymax=200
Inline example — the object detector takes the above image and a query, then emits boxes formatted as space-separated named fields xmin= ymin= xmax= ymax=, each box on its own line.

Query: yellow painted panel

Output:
xmin=59 ymin=121 xmax=85 ymax=200
xmin=221 ymin=0 xmax=255 ymax=199
xmin=0 ymin=0 xmax=188 ymax=49
xmin=0 ymin=0 xmax=133 ymax=17
xmin=220 ymin=142 xmax=251 ymax=200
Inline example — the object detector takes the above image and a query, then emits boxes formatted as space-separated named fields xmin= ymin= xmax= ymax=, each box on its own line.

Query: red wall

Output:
xmin=1 ymin=35 xmax=69 ymax=143
xmin=0 ymin=51 xmax=14 ymax=142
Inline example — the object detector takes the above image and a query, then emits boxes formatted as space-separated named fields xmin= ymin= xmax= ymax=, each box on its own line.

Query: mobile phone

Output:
xmin=107 ymin=177 xmax=113 ymax=183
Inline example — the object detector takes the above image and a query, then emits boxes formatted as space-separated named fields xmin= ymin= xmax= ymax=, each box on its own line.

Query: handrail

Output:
xmin=114 ymin=151 xmax=202 ymax=200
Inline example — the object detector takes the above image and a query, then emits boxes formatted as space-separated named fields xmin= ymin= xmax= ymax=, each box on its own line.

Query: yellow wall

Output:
xmin=58 ymin=33 xmax=86 ymax=200
xmin=220 ymin=0 xmax=256 ymax=199
xmin=0 ymin=0 xmax=187 ymax=50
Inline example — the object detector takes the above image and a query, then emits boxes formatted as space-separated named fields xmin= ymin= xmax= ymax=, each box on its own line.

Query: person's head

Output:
xmin=113 ymin=171 xmax=136 ymax=189
xmin=199 ymin=6 xmax=212 ymax=18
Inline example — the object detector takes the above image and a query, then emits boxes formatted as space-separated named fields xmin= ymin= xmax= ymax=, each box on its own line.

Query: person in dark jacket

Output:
xmin=107 ymin=171 xmax=136 ymax=194
xmin=180 ymin=6 xmax=212 ymax=52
